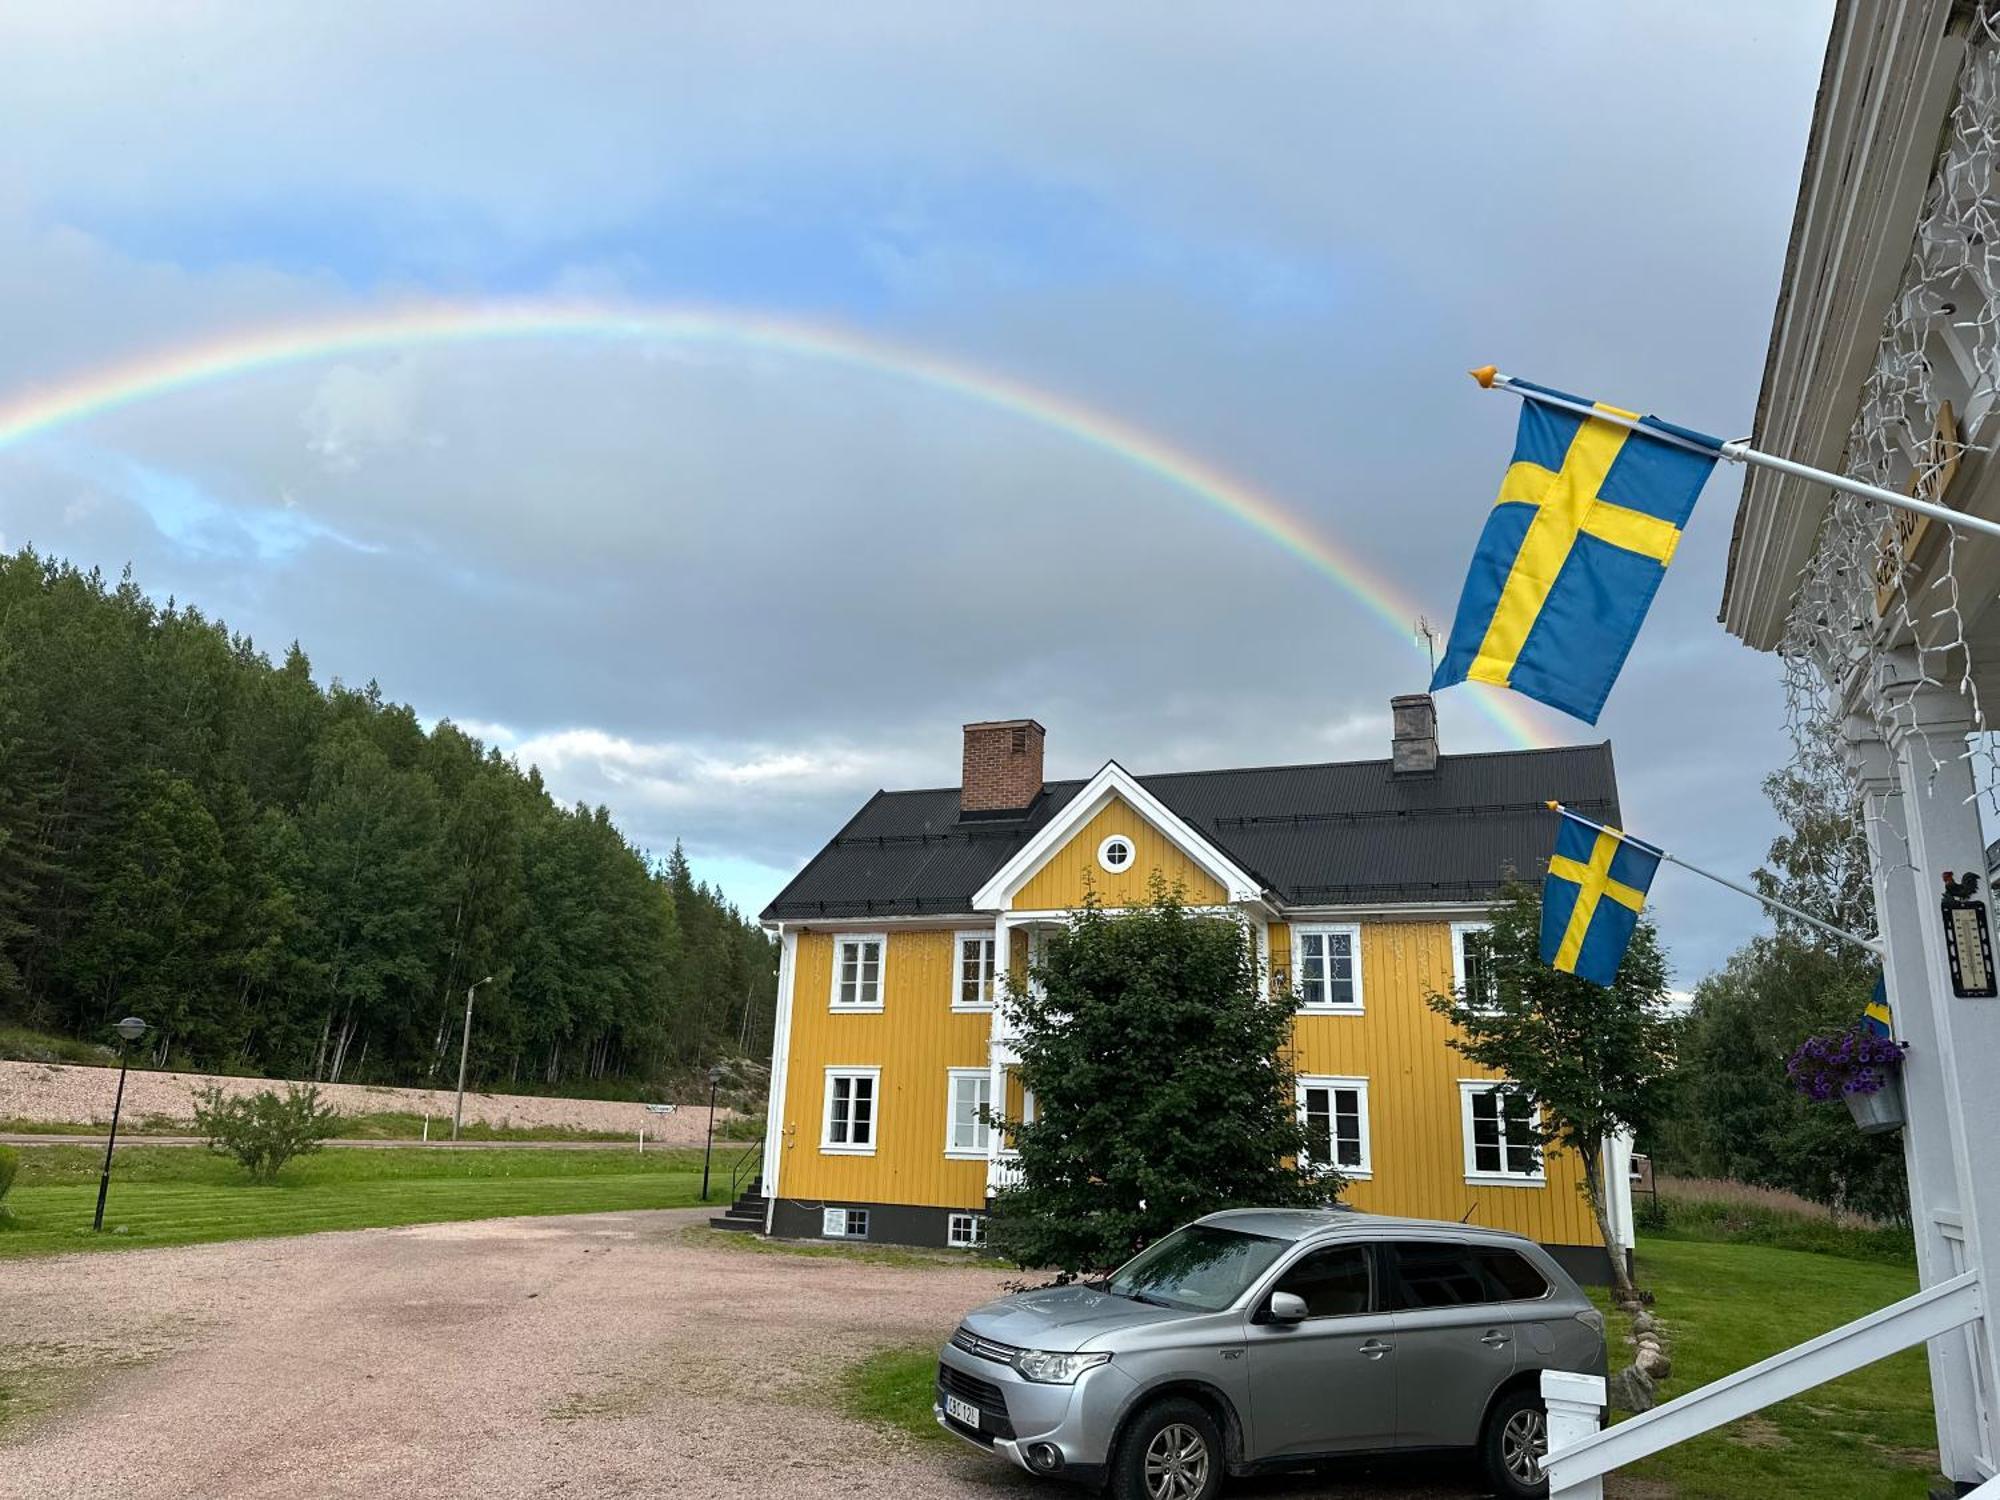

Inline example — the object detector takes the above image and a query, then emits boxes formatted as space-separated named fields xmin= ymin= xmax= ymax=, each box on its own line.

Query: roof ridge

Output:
xmin=861 ymin=741 xmax=1608 ymax=800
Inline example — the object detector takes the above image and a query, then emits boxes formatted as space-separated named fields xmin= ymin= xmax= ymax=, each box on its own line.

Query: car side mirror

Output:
xmin=1265 ymin=1291 xmax=1309 ymax=1324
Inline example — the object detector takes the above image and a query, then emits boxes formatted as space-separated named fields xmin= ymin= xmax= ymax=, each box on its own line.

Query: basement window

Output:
xmin=948 ymin=1213 xmax=985 ymax=1249
xmin=823 ymin=1207 xmax=870 ymax=1239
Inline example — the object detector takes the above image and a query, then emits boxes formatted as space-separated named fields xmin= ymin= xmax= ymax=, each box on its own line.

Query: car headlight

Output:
xmin=1013 ymin=1349 xmax=1112 ymax=1384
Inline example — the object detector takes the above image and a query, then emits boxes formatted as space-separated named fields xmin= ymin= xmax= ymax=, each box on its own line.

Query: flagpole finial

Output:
xmin=1470 ymin=364 xmax=1499 ymax=389
xmin=1545 ymin=800 xmax=1560 ymax=811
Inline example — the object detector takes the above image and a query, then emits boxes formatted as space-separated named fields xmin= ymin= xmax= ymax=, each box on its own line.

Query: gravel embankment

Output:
xmin=0 ymin=1059 xmax=731 ymax=1146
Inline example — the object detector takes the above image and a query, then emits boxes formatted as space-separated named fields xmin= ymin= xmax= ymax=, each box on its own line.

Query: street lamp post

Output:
xmin=452 ymin=976 xmax=495 ymax=1142
xmin=94 ymin=1015 xmax=148 ymax=1233
xmin=701 ymin=1064 xmax=725 ymax=1202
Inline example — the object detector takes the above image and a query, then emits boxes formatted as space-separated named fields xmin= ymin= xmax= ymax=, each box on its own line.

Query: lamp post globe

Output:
xmin=94 ymin=1015 xmax=149 ymax=1232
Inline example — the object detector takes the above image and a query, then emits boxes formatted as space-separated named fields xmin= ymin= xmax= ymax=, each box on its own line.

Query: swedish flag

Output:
xmin=1862 ymin=974 xmax=1893 ymax=1038
xmin=1542 ymin=810 xmax=1660 ymax=987
xmin=1432 ymin=379 xmax=1723 ymax=723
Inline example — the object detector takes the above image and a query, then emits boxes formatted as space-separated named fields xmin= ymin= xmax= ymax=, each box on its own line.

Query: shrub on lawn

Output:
xmin=0 ymin=1144 xmax=18 ymax=1214
xmin=192 ymin=1084 xmax=341 ymax=1183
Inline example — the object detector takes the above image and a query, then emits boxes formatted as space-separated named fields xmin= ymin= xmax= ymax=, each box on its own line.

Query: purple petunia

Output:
xmin=1786 ymin=1027 xmax=1909 ymax=1102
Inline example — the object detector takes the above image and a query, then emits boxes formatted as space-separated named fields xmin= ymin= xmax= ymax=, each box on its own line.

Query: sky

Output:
xmin=0 ymin=2 xmax=1836 ymax=980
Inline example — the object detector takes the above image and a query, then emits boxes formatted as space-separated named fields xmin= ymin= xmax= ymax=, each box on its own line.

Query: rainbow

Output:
xmin=0 ymin=301 xmax=1554 ymax=749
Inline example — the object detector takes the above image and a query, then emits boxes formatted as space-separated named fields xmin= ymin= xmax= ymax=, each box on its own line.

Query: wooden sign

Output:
xmin=1875 ymin=402 xmax=1962 ymax=615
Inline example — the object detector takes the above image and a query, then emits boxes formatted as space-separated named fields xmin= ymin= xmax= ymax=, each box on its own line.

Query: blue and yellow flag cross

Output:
xmin=1540 ymin=805 xmax=1662 ymax=987
xmin=1432 ymin=375 xmax=1723 ymax=724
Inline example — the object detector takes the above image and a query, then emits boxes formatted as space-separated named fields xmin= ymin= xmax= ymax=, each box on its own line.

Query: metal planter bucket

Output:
xmin=1844 ymin=1068 xmax=1908 ymax=1135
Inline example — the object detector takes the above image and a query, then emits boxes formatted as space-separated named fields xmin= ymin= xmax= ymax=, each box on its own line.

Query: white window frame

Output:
xmin=953 ymin=930 xmax=996 ymax=1012
xmin=1292 ymin=923 xmax=1364 ymax=1013
xmin=822 ymin=1206 xmax=870 ymax=1238
xmin=1097 ymin=833 xmax=1136 ymax=874
xmin=1296 ymin=1074 xmax=1372 ymax=1179
xmin=821 ymin=1066 xmax=881 ymax=1155
xmin=829 ymin=933 xmax=887 ymax=1012
xmin=945 ymin=1068 xmax=992 ymax=1159
xmin=947 ymin=1212 xmax=985 ymax=1249
xmin=1459 ymin=1080 xmax=1545 ymax=1186
xmin=1451 ymin=921 xmax=1499 ymax=1015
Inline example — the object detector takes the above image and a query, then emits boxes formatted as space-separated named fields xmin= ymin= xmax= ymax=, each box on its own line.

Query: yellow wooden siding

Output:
xmin=1013 ymin=795 xmax=1227 ymax=909
xmin=777 ymin=929 xmax=991 ymax=1209
xmin=1276 ymin=920 xmax=1603 ymax=1249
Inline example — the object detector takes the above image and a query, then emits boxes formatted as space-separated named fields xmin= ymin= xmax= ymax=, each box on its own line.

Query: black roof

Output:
xmin=761 ymin=742 xmax=1620 ymax=921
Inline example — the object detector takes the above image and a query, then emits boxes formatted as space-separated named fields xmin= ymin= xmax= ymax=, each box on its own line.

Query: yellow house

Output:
xmin=753 ymin=698 xmax=1637 ymax=1282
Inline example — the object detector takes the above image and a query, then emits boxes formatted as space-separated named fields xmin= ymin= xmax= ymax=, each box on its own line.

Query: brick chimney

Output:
xmin=961 ymin=719 xmax=1046 ymax=815
xmin=1390 ymin=693 xmax=1439 ymax=776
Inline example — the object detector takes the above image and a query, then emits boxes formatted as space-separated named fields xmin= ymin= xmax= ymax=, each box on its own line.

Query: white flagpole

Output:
xmin=1547 ymin=801 xmax=1883 ymax=956
xmin=1475 ymin=367 xmax=2000 ymax=549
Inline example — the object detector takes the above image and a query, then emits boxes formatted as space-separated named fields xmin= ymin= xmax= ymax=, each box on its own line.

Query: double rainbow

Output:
xmin=0 ymin=301 xmax=1554 ymax=749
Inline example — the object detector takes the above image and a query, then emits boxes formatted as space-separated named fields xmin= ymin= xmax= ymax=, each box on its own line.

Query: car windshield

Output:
xmin=1104 ymin=1225 xmax=1288 ymax=1312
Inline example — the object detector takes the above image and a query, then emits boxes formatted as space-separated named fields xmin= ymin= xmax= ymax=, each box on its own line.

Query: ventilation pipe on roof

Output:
xmin=1391 ymin=694 xmax=1439 ymax=776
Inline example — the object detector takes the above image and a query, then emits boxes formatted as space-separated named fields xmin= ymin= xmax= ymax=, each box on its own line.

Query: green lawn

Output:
xmin=0 ymin=1143 xmax=710 ymax=1257
xmin=842 ymin=1237 xmax=1935 ymax=1498
xmin=1597 ymin=1239 xmax=1933 ymax=1499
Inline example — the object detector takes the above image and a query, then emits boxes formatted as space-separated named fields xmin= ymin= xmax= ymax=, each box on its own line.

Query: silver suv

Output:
xmin=935 ymin=1209 xmax=1607 ymax=1500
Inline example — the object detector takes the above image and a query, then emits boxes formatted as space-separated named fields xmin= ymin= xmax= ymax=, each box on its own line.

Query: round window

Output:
xmin=1098 ymin=835 xmax=1134 ymax=873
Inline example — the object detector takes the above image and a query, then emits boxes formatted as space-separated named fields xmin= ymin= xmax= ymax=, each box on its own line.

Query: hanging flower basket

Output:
xmin=1787 ymin=1028 xmax=1910 ymax=1136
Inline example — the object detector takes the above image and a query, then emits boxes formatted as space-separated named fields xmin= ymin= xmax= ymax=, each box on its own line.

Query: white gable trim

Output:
xmin=971 ymin=760 xmax=1263 ymax=911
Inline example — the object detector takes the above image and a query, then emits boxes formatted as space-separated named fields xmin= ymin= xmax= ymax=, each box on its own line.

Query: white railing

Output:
xmin=1544 ymin=1270 xmax=1985 ymax=1500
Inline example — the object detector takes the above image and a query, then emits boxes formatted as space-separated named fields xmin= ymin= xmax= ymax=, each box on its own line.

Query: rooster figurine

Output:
xmin=1942 ymin=870 xmax=1982 ymax=902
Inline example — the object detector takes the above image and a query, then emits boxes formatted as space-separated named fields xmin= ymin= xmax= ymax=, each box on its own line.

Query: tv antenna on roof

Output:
xmin=1416 ymin=616 xmax=1440 ymax=675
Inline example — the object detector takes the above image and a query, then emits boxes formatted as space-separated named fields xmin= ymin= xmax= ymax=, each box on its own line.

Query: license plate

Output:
xmin=944 ymin=1393 xmax=981 ymax=1428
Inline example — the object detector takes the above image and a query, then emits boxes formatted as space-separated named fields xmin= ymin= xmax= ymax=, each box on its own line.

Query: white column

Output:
xmin=987 ymin=914 xmax=1014 ymax=1198
xmin=1846 ymin=714 xmax=1988 ymax=1478
xmin=1863 ymin=650 xmax=2000 ymax=1480
xmin=1541 ymin=1370 xmax=1606 ymax=1500
xmin=759 ymin=926 xmax=799 ymax=1225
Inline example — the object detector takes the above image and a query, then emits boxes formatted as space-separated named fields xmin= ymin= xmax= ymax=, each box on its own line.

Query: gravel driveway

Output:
xmin=0 ymin=1210 xmax=1493 ymax=1500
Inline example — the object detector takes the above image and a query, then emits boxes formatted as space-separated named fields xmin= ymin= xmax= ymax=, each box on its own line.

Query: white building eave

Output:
xmin=1720 ymin=0 xmax=1968 ymax=650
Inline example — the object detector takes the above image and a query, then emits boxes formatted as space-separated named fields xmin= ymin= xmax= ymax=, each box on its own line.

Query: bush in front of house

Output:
xmin=987 ymin=879 xmax=1340 ymax=1275
xmin=192 ymin=1083 xmax=341 ymax=1183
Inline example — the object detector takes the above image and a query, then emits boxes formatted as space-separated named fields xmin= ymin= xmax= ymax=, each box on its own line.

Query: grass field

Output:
xmin=0 ymin=1143 xmax=711 ymax=1258
xmin=844 ymin=1236 xmax=1935 ymax=1498
xmin=1599 ymin=1239 xmax=1932 ymax=1499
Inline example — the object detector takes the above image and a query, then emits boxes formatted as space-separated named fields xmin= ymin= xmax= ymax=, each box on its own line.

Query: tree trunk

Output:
xmin=1579 ymin=1138 xmax=1638 ymax=1304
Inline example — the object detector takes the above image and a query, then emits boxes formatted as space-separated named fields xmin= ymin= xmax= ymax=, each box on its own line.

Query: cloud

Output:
xmin=0 ymin=3 xmax=1839 ymax=973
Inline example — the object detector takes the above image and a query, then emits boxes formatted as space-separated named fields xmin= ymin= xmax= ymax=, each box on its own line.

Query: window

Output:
xmin=1390 ymin=1241 xmax=1494 ymax=1309
xmin=948 ymin=1213 xmax=985 ymax=1249
xmin=1296 ymin=1075 xmax=1371 ymax=1177
xmin=1293 ymin=924 xmax=1362 ymax=1011
xmin=1452 ymin=922 xmax=1497 ymax=1013
xmin=1476 ymin=1248 xmax=1551 ymax=1301
xmin=822 ymin=1207 xmax=869 ymax=1239
xmin=1097 ymin=834 xmax=1134 ymax=873
xmin=831 ymin=934 xmax=886 ymax=1011
xmin=822 ymin=1067 xmax=880 ymax=1154
xmin=954 ymin=931 xmax=995 ymax=1010
xmin=1460 ymin=1082 xmax=1543 ymax=1183
xmin=946 ymin=1068 xmax=992 ymax=1157
xmin=1269 ymin=1244 xmax=1374 ymax=1318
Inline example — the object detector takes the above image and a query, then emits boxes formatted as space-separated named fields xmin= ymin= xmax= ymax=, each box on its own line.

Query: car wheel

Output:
xmin=1479 ymin=1387 xmax=1549 ymax=1499
xmin=1108 ymin=1396 xmax=1223 ymax=1500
